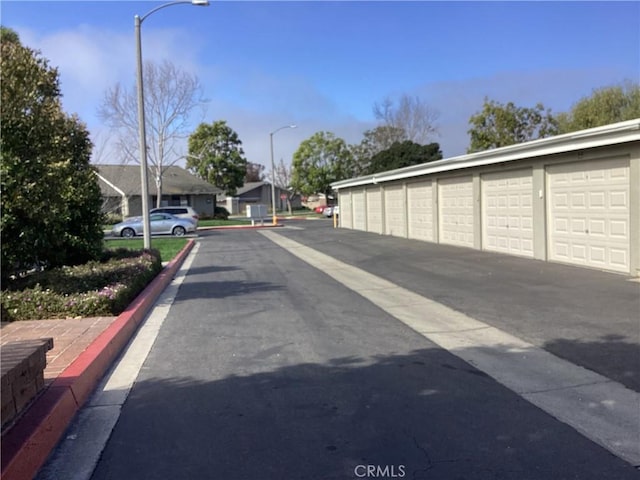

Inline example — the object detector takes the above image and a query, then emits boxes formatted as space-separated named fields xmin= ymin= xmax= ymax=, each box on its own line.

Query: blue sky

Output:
xmin=2 ymin=1 xmax=639 ymax=169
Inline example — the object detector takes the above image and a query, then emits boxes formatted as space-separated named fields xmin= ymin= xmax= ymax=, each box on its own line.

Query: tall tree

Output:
xmin=98 ymin=60 xmax=206 ymax=207
xmin=373 ymin=94 xmax=439 ymax=144
xmin=467 ymin=98 xmax=558 ymax=153
xmin=1 ymin=27 xmax=103 ymax=281
xmin=245 ymin=162 xmax=266 ymax=183
xmin=187 ymin=120 xmax=247 ymax=195
xmin=291 ymin=131 xmax=354 ymax=199
xmin=366 ymin=141 xmax=442 ymax=175
xmin=556 ymin=81 xmax=640 ymax=133
xmin=351 ymin=125 xmax=406 ymax=175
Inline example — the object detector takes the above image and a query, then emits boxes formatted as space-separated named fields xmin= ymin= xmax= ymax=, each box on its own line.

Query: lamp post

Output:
xmin=269 ymin=124 xmax=297 ymax=225
xmin=135 ymin=0 xmax=209 ymax=248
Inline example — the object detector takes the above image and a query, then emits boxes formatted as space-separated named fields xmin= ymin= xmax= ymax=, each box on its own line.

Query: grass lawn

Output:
xmin=105 ymin=237 xmax=188 ymax=263
xmin=199 ymin=218 xmax=252 ymax=227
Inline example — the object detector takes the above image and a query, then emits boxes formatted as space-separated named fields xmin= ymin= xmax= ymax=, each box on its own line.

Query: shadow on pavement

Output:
xmin=87 ymin=347 xmax=637 ymax=480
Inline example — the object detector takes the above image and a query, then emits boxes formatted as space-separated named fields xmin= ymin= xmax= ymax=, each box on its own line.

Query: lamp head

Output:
xmin=192 ymin=0 xmax=210 ymax=5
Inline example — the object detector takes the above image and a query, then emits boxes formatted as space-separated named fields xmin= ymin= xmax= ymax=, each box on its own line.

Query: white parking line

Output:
xmin=260 ymin=229 xmax=640 ymax=466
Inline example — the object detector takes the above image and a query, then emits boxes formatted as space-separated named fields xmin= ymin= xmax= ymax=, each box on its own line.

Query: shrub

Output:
xmin=214 ymin=206 xmax=230 ymax=219
xmin=104 ymin=212 xmax=123 ymax=225
xmin=1 ymin=248 xmax=162 ymax=321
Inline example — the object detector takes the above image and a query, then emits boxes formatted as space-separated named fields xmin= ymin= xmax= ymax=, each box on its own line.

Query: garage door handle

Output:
xmin=585 ymin=229 xmax=589 ymax=234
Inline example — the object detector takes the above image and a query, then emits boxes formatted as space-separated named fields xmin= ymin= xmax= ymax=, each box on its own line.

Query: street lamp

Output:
xmin=135 ymin=0 xmax=209 ymax=248
xmin=269 ymin=124 xmax=297 ymax=225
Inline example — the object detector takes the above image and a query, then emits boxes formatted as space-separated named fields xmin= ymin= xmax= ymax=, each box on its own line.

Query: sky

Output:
xmin=2 ymin=1 xmax=639 ymax=171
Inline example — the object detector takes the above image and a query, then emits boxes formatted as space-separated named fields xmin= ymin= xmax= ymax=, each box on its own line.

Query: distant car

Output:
xmin=112 ymin=213 xmax=196 ymax=238
xmin=314 ymin=205 xmax=327 ymax=214
xmin=323 ymin=205 xmax=339 ymax=218
xmin=149 ymin=206 xmax=199 ymax=225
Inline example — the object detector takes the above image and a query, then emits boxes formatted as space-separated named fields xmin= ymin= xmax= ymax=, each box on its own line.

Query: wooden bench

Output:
xmin=1 ymin=338 xmax=53 ymax=431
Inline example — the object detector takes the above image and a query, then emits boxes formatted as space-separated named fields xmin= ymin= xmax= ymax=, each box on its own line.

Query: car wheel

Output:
xmin=121 ymin=228 xmax=135 ymax=238
xmin=172 ymin=226 xmax=186 ymax=237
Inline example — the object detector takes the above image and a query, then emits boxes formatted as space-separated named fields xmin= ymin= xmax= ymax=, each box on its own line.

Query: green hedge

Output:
xmin=1 ymin=248 xmax=162 ymax=321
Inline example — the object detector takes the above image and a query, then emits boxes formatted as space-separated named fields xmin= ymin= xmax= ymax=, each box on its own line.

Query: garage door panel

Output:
xmin=352 ymin=191 xmax=366 ymax=231
xmin=366 ymin=188 xmax=383 ymax=234
xmin=407 ymin=181 xmax=433 ymax=242
xmin=482 ymin=169 xmax=533 ymax=257
xmin=439 ymin=176 xmax=474 ymax=248
xmin=340 ymin=192 xmax=352 ymax=229
xmin=547 ymin=157 xmax=630 ymax=273
xmin=385 ymin=185 xmax=406 ymax=237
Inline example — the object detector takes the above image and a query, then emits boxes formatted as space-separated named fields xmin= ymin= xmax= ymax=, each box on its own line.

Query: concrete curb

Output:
xmin=0 ymin=240 xmax=196 ymax=480
xmin=198 ymin=224 xmax=284 ymax=231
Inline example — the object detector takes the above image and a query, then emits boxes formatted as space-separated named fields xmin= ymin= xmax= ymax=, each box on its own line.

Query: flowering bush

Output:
xmin=1 ymin=248 xmax=162 ymax=321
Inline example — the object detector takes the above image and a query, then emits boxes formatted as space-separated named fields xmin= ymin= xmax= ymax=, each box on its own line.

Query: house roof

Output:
xmin=331 ymin=119 xmax=640 ymax=190
xmin=236 ymin=181 xmax=268 ymax=196
xmin=95 ymin=164 xmax=222 ymax=196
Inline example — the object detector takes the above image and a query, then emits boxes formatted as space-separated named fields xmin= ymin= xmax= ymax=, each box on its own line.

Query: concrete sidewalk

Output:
xmin=0 ymin=240 xmax=195 ymax=480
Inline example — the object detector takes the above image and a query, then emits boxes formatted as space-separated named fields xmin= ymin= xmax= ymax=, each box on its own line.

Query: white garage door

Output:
xmin=352 ymin=190 xmax=367 ymax=231
xmin=547 ymin=158 xmax=630 ymax=273
xmin=366 ymin=187 xmax=383 ymax=234
xmin=339 ymin=191 xmax=352 ymax=229
xmin=384 ymin=184 xmax=406 ymax=237
xmin=439 ymin=176 xmax=474 ymax=248
xmin=407 ymin=180 xmax=434 ymax=242
xmin=482 ymin=169 xmax=534 ymax=257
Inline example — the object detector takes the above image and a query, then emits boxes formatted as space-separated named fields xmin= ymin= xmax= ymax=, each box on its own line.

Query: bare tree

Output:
xmin=98 ymin=60 xmax=207 ymax=207
xmin=373 ymin=94 xmax=439 ymax=144
xmin=245 ymin=162 xmax=266 ymax=183
xmin=272 ymin=158 xmax=296 ymax=215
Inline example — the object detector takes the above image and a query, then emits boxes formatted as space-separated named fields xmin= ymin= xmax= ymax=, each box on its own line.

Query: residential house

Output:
xmin=96 ymin=164 xmax=222 ymax=219
xmin=219 ymin=181 xmax=302 ymax=215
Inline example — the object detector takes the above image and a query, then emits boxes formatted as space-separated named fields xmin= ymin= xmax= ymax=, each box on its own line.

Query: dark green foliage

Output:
xmin=1 ymin=249 xmax=162 ymax=321
xmin=366 ymin=141 xmax=442 ymax=175
xmin=1 ymin=27 xmax=104 ymax=282
xmin=213 ymin=206 xmax=230 ymax=220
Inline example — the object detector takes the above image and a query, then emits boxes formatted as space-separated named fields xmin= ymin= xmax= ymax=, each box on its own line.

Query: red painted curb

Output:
xmin=0 ymin=240 xmax=195 ymax=480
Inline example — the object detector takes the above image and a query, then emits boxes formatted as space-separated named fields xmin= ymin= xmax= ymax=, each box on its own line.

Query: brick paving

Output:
xmin=0 ymin=317 xmax=117 ymax=387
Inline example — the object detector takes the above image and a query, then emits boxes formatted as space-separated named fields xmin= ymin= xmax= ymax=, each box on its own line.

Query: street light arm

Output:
xmin=140 ymin=0 xmax=209 ymax=23
xmin=270 ymin=124 xmax=297 ymax=136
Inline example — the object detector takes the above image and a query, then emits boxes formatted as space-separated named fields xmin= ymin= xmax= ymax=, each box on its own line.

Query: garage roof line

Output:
xmin=331 ymin=119 xmax=640 ymax=190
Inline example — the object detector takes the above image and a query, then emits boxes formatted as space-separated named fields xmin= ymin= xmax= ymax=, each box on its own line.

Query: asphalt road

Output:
xmin=44 ymin=220 xmax=640 ymax=479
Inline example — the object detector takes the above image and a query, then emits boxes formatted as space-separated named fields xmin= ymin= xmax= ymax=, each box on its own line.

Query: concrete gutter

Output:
xmin=0 ymin=240 xmax=195 ymax=480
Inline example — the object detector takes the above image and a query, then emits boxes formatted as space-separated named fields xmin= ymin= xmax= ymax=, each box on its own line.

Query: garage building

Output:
xmin=331 ymin=119 xmax=640 ymax=276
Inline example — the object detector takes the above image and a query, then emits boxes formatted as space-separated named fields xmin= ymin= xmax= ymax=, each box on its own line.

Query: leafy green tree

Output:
xmin=291 ymin=131 xmax=354 ymax=199
xmin=556 ymin=81 xmax=640 ymax=133
xmin=187 ymin=120 xmax=247 ymax=195
xmin=1 ymin=27 xmax=103 ymax=281
xmin=467 ymin=98 xmax=558 ymax=153
xmin=366 ymin=141 xmax=442 ymax=175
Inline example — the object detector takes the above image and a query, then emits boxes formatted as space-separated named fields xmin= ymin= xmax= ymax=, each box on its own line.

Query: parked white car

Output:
xmin=112 ymin=213 xmax=196 ymax=237
xmin=149 ymin=206 xmax=199 ymax=225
